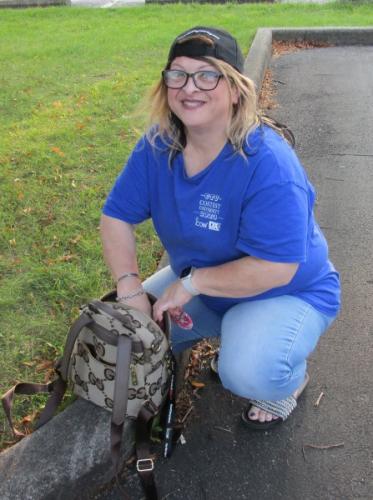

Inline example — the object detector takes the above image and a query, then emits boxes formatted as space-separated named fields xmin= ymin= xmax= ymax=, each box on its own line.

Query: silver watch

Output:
xmin=180 ymin=267 xmax=200 ymax=296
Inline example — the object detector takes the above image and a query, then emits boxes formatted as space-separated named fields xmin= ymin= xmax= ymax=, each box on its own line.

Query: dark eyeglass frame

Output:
xmin=162 ymin=69 xmax=223 ymax=91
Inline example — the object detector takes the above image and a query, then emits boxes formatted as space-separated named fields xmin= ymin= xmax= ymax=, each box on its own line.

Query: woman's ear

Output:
xmin=231 ymin=84 xmax=239 ymax=105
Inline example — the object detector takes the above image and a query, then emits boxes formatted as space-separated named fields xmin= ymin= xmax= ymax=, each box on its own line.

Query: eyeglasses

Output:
xmin=162 ymin=69 xmax=223 ymax=91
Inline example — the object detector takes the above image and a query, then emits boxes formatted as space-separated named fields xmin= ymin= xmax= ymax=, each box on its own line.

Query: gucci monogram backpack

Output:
xmin=2 ymin=291 xmax=174 ymax=500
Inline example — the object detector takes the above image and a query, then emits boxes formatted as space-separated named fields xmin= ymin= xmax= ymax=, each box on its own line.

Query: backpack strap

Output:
xmin=1 ymin=381 xmax=55 ymax=438
xmin=109 ymin=334 xmax=157 ymax=500
xmin=26 ymin=311 xmax=95 ymax=434
xmin=94 ymin=294 xmax=172 ymax=342
xmin=34 ymin=310 xmax=95 ymax=429
xmin=89 ymin=300 xmax=136 ymax=333
xmin=135 ymin=404 xmax=160 ymax=500
xmin=110 ymin=334 xmax=132 ymax=472
xmin=134 ymin=353 xmax=177 ymax=500
xmin=57 ymin=311 xmax=94 ymax=381
xmin=1 ymin=311 xmax=94 ymax=437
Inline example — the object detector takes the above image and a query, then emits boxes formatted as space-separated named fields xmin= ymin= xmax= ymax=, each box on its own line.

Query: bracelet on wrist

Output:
xmin=116 ymin=272 xmax=139 ymax=284
xmin=116 ymin=287 xmax=145 ymax=302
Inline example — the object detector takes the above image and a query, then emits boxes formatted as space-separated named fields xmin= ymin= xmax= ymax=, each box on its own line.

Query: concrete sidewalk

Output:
xmin=95 ymin=44 xmax=373 ymax=500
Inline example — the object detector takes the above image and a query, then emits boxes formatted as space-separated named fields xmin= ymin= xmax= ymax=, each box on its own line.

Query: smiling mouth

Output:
xmin=181 ymin=99 xmax=206 ymax=109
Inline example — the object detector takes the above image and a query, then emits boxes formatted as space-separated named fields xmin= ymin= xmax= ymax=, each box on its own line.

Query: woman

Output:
xmin=100 ymin=27 xmax=340 ymax=429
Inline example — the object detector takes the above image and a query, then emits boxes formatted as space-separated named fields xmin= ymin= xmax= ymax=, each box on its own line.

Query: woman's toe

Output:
xmin=265 ymin=411 xmax=273 ymax=422
xmin=247 ymin=405 xmax=280 ymax=423
xmin=248 ymin=405 xmax=260 ymax=420
xmin=258 ymin=410 xmax=268 ymax=422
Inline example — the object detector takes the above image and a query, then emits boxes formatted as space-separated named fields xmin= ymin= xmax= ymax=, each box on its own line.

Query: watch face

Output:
xmin=180 ymin=267 xmax=192 ymax=279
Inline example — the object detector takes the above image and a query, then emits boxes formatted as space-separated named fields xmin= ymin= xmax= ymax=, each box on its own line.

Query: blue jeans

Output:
xmin=143 ymin=266 xmax=336 ymax=401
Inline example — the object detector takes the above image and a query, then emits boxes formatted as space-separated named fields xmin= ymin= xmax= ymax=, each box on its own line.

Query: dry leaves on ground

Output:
xmin=175 ymin=340 xmax=218 ymax=427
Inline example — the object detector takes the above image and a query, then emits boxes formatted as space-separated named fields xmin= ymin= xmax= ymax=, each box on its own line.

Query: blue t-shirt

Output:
xmin=103 ymin=125 xmax=340 ymax=317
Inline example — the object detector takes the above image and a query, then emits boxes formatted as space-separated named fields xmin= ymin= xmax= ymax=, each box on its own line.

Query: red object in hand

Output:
xmin=172 ymin=311 xmax=193 ymax=330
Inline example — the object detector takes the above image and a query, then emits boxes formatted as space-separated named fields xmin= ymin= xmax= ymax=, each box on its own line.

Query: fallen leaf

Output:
xmin=21 ymin=415 xmax=33 ymax=425
xmin=21 ymin=361 xmax=36 ymax=368
xmin=58 ymin=254 xmax=76 ymax=262
xmin=36 ymin=360 xmax=54 ymax=372
xmin=190 ymin=380 xmax=205 ymax=389
xmin=51 ymin=147 xmax=65 ymax=158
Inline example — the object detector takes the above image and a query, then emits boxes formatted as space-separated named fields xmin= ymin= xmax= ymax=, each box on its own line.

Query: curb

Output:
xmin=1 ymin=26 xmax=372 ymax=500
xmin=245 ymin=27 xmax=373 ymax=91
xmin=0 ymin=0 xmax=69 ymax=7
xmin=271 ymin=27 xmax=373 ymax=46
xmin=0 ymin=399 xmax=135 ymax=500
xmin=244 ymin=28 xmax=272 ymax=92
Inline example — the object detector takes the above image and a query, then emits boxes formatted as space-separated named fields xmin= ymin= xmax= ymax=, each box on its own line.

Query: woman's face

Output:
xmin=166 ymin=56 xmax=238 ymax=135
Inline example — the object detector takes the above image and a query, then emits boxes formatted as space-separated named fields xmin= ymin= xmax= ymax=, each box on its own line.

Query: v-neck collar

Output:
xmin=178 ymin=141 xmax=233 ymax=182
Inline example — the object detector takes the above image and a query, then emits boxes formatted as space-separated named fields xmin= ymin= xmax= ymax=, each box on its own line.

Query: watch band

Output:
xmin=180 ymin=267 xmax=200 ymax=296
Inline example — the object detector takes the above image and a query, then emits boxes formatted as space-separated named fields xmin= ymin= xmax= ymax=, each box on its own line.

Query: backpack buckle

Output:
xmin=136 ymin=458 xmax=154 ymax=472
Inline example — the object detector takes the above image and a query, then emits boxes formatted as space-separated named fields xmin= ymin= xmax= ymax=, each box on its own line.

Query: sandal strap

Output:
xmin=249 ymin=396 xmax=297 ymax=420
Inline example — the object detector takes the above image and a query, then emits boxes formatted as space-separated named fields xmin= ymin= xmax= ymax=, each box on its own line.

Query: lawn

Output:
xmin=0 ymin=0 xmax=372 ymax=448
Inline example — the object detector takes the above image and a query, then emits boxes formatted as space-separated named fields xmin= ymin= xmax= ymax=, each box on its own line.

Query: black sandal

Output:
xmin=241 ymin=373 xmax=310 ymax=430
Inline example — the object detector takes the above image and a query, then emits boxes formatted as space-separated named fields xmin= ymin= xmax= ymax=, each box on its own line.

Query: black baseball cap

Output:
xmin=167 ymin=26 xmax=245 ymax=74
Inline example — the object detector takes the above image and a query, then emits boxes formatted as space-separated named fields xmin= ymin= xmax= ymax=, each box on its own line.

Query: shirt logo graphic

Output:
xmin=194 ymin=193 xmax=223 ymax=232
xmin=208 ymin=221 xmax=221 ymax=231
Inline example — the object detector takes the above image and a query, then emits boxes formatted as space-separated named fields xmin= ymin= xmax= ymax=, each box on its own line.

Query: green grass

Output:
xmin=0 ymin=1 xmax=372 ymax=448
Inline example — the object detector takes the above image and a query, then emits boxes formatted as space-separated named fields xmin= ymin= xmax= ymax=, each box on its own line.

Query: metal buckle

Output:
xmin=136 ymin=458 xmax=154 ymax=472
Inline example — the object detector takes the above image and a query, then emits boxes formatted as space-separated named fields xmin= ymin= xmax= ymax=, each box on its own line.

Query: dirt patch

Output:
xmin=272 ymin=39 xmax=332 ymax=57
xmin=259 ymin=68 xmax=278 ymax=112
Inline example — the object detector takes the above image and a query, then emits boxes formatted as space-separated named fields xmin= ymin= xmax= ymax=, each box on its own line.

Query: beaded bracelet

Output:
xmin=116 ymin=272 xmax=139 ymax=284
xmin=116 ymin=287 xmax=145 ymax=302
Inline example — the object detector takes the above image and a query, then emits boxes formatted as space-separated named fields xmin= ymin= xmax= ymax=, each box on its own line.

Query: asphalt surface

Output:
xmin=93 ymin=46 xmax=373 ymax=500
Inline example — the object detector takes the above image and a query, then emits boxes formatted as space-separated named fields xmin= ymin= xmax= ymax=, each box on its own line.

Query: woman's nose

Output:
xmin=182 ymin=75 xmax=199 ymax=92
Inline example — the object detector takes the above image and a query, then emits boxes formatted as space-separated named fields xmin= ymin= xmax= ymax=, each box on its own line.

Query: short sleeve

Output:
xmin=236 ymin=182 xmax=309 ymax=263
xmin=102 ymin=137 xmax=151 ymax=224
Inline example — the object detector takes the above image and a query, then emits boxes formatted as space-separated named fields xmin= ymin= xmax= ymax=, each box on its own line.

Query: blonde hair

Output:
xmin=144 ymin=42 xmax=293 ymax=159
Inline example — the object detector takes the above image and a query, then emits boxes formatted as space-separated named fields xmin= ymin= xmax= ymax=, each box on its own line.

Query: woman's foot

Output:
xmin=246 ymin=405 xmax=280 ymax=423
xmin=242 ymin=373 xmax=310 ymax=430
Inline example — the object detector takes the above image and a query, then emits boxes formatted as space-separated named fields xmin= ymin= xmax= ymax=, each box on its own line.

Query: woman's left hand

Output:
xmin=153 ymin=280 xmax=193 ymax=323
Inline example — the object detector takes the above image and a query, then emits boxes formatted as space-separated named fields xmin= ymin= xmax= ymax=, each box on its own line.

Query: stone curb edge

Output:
xmin=245 ymin=27 xmax=373 ymax=91
xmin=0 ymin=26 xmax=372 ymax=500
xmin=0 ymin=0 xmax=70 ymax=7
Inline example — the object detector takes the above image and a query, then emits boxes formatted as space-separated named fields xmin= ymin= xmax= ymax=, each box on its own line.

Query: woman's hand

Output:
xmin=153 ymin=280 xmax=193 ymax=323
xmin=119 ymin=293 xmax=152 ymax=317
xmin=116 ymin=273 xmax=152 ymax=317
